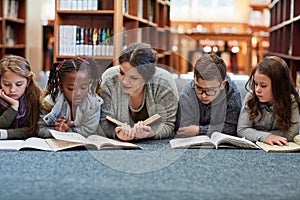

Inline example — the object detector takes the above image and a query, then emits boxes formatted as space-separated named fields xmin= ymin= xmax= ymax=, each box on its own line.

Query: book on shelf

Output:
xmin=4 ymin=0 xmax=19 ymax=18
xmin=106 ymin=114 xmax=162 ymax=126
xmin=5 ymin=25 xmax=16 ymax=46
xmin=256 ymin=135 xmax=300 ymax=152
xmin=0 ymin=130 xmax=141 ymax=152
xmin=138 ymin=0 xmax=143 ymax=18
xmin=123 ymin=0 xmax=128 ymax=14
xmin=60 ymin=0 xmax=98 ymax=11
xmin=170 ymin=132 xmax=258 ymax=149
xmin=149 ymin=0 xmax=155 ymax=22
xmin=59 ymin=25 xmax=113 ymax=56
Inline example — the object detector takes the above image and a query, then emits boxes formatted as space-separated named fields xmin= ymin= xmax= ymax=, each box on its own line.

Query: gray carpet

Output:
xmin=0 ymin=139 xmax=299 ymax=200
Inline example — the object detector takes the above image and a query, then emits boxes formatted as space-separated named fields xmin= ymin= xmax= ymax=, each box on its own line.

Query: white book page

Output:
xmin=87 ymin=135 xmax=141 ymax=149
xmin=0 ymin=140 xmax=24 ymax=150
xmin=46 ymin=139 xmax=87 ymax=151
xmin=210 ymin=132 xmax=258 ymax=149
xmin=170 ymin=135 xmax=213 ymax=148
xmin=49 ymin=130 xmax=90 ymax=144
xmin=21 ymin=138 xmax=53 ymax=151
xmin=256 ymin=141 xmax=300 ymax=152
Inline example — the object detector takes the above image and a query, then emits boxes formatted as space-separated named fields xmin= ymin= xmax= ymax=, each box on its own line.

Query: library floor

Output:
xmin=0 ymin=139 xmax=300 ymax=200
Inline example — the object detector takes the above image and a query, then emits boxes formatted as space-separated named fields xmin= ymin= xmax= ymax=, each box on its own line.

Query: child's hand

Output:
xmin=0 ymin=89 xmax=19 ymax=111
xmin=55 ymin=116 xmax=74 ymax=132
xmin=132 ymin=121 xmax=155 ymax=139
xmin=115 ymin=123 xmax=135 ymax=141
xmin=265 ymin=134 xmax=288 ymax=146
xmin=177 ymin=125 xmax=200 ymax=137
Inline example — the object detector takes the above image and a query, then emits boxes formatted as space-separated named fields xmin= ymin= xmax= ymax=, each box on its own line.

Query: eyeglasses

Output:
xmin=192 ymin=82 xmax=222 ymax=96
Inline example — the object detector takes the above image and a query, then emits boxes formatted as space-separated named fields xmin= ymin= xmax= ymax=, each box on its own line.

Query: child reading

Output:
xmin=38 ymin=58 xmax=103 ymax=138
xmin=237 ymin=56 xmax=300 ymax=145
xmin=0 ymin=55 xmax=42 ymax=139
xmin=175 ymin=54 xmax=242 ymax=137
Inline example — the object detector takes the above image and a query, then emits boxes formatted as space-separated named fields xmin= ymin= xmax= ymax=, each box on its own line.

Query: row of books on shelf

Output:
xmin=4 ymin=0 xmax=19 ymax=18
xmin=59 ymin=25 xmax=113 ymax=56
xmin=123 ymin=0 xmax=155 ymax=21
xmin=249 ymin=8 xmax=270 ymax=27
xmin=249 ymin=0 xmax=270 ymax=4
xmin=59 ymin=0 xmax=101 ymax=11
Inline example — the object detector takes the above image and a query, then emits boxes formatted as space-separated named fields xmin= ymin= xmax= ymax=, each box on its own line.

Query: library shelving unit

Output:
xmin=268 ymin=0 xmax=300 ymax=83
xmin=249 ymin=1 xmax=270 ymax=66
xmin=54 ymin=0 xmax=172 ymax=70
xmin=0 ymin=0 xmax=26 ymax=58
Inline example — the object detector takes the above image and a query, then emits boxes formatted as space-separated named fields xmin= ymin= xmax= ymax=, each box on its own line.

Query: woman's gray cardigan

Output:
xmin=99 ymin=66 xmax=179 ymax=139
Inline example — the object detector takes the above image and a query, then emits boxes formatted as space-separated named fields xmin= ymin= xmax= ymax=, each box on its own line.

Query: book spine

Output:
xmin=77 ymin=0 xmax=83 ymax=11
xmin=92 ymin=0 xmax=98 ymax=11
xmin=76 ymin=26 xmax=81 ymax=56
xmin=101 ymin=28 xmax=107 ymax=56
xmin=80 ymin=27 xmax=85 ymax=56
xmin=71 ymin=0 xmax=77 ymax=10
xmin=82 ymin=0 xmax=88 ymax=10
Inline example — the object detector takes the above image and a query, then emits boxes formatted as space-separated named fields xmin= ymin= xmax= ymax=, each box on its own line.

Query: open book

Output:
xmin=0 ymin=130 xmax=141 ymax=151
xmin=256 ymin=142 xmax=300 ymax=152
xmin=170 ymin=132 xmax=258 ymax=149
xmin=106 ymin=114 xmax=161 ymax=126
xmin=256 ymin=135 xmax=300 ymax=152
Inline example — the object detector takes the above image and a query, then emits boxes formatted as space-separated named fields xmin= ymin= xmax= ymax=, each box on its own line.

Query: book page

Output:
xmin=21 ymin=137 xmax=53 ymax=151
xmin=106 ymin=114 xmax=161 ymax=126
xmin=169 ymin=135 xmax=213 ymax=148
xmin=256 ymin=142 xmax=300 ymax=152
xmin=49 ymin=130 xmax=90 ymax=144
xmin=46 ymin=139 xmax=89 ymax=151
xmin=87 ymin=135 xmax=141 ymax=149
xmin=0 ymin=140 xmax=24 ymax=150
xmin=210 ymin=132 xmax=258 ymax=149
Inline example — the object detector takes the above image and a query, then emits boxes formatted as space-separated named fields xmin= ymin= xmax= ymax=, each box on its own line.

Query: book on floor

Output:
xmin=256 ymin=141 xmax=300 ymax=153
xmin=169 ymin=131 xmax=258 ymax=149
xmin=256 ymin=135 xmax=300 ymax=153
xmin=0 ymin=130 xmax=141 ymax=151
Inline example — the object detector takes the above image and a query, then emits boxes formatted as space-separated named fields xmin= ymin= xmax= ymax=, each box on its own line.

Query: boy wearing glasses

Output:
xmin=175 ymin=54 xmax=242 ymax=137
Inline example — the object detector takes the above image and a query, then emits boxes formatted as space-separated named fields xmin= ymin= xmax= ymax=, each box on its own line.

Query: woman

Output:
xmin=99 ymin=42 xmax=178 ymax=141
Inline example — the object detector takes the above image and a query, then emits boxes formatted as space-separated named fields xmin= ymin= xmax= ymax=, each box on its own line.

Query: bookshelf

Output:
xmin=170 ymin=1 xmax=271 ymax=75
xmin=249 ymin=0 xmax=270 ymax=67
xmin=0 ymin=0 xmax=26 ymax=58
xmin=268 ymin=0 xmax=300 ymax=84
xmin=54 ymin=0 xmax=171 ymax=69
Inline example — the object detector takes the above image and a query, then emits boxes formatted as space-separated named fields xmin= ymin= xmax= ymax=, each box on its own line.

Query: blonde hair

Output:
xmin=0 ymin=55 xmax=42 ymax=135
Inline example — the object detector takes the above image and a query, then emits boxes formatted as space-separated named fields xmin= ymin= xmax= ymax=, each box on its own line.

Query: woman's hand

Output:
xmin=265 ymin=134 xmax=288 ymax=146
xmin=132 ymin=121 xmax=155 ymax=140
xmin=0 ymin=89 xmax=19 ymax=111
xmin=115 ymin=123 xmax=135 ymax=141
xmin=177 ymin=125 xmax=200 ymax=137
xmin=55 ymin=116 xmax=74 ymax=132
xmin=115 ymin=121 xmax=155 ymax=141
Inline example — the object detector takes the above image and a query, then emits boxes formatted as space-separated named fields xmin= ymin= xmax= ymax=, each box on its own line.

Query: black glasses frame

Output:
xmin=192 ymin=82 xmax=222 ymax=96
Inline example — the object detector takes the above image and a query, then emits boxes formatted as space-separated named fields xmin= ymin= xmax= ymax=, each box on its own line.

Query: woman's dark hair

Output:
xmin=194 ymin=54 xmax=227 ymax=82
xmin=118 ymin=42 xmax=156 ymax=82
xmin=245 ymin=56 xmax=300 ymax=131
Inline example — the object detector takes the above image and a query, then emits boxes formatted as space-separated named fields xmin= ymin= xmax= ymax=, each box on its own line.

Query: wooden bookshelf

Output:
xmin=0 ymin=0 xmax=26 ymax=58
xmin=54 ymin=0 xmax=171 ymax=70
xmin=268 ymin=0 xmax=300 ymax=83
xmin=249 ymin=2 xmax=270 ymax=66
